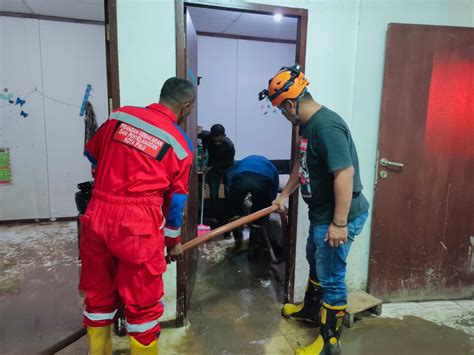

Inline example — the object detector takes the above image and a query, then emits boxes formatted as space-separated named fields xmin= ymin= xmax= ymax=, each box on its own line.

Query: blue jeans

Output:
xmin=207 ymin=167 xmax=232 ymax=200
xmin=306 ymin=211 xmax=369 ymax=306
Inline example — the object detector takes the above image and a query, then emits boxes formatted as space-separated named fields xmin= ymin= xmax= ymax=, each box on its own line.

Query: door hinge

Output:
xmin=108 ymin=98 xmax=113 ymax=113
xmin=469 ymin=236 xmax=474 ymax=273
xmin=374 ymin=149 xmax=380 ymax=187
xmin=106 ymin=24 xmax=110 ymax=42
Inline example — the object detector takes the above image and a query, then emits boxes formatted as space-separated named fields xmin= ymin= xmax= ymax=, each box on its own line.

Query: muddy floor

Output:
xmin=0 ymin=222 xmax=472 ymax=354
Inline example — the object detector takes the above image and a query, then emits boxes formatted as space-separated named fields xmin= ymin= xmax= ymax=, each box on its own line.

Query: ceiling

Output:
xmin=188 ymin=6 xmax=297 ymax=41
xmin=0 ymin=2 xmax=297 ymax=40
xmin=0 ymin=0 xmax=104 ymax=21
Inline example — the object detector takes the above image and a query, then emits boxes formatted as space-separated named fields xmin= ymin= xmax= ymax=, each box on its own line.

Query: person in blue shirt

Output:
xmin=227 ymin=155 xmax=280 ymax=251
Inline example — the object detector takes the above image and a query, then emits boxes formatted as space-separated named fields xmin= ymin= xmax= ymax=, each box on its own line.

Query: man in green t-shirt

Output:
xmin=259 ymin=65 xmax=369 ymax=355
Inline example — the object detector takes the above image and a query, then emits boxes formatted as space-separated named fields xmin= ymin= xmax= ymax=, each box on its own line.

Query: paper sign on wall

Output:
xmin=0 ymin=148 xmax=12 ymax=185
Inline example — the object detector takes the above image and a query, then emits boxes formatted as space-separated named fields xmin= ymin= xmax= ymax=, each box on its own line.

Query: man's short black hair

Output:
xmin=210 ymin=124 xmax=225 ymax=137
xmin=160 ymin=77 xmax=195 ymax=105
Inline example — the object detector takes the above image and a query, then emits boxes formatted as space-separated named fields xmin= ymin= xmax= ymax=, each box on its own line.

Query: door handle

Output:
xmin=380 ymin=158 xmax=404 ymax=168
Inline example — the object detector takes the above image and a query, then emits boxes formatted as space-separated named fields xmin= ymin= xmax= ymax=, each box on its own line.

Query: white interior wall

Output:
xmin=197 ymin=36 xmax=238 ymax=144
xmin=117 ymin=0 xmax=177 ymax=321
xmin=236 ymin=39 xmax=295 ymax=159
xmin=197 ymin=35 xmax=295 ymax=160
xmin=0 ymin=17 xmax=50 ymax=220
xmin=117 ymin=0 xmax=176 ymax=107
xmin=0 ymin=17 xmax=107 ymax=220
xmin=116 ymin=0 xmax=474 ymax=310
xmin=40 ymin=20 xmax=108 ymax=218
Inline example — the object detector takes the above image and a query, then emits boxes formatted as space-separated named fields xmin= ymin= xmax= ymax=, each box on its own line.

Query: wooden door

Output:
xmin=176 ymin=8 xmax=199 ymax=324
xmin=369 ymin=24 xmax=474 ymax=301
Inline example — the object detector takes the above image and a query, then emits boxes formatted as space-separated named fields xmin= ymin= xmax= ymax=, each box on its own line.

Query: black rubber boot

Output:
xmin=295 ymin=303 xmax=347 ymax=355
xmin=281 ymin=278 xmax=323 ymax=324
xmin=248 ymin=224 xmax=265 ymax=260
xmin=232 ymin=227 xmax=244 ymax=252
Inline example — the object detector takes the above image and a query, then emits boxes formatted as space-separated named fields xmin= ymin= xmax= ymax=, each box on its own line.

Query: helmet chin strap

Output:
xmin=291 ymin=98 xmax=302 ymax=126
xmin=292 ymin=117 xmax=301 ymax=126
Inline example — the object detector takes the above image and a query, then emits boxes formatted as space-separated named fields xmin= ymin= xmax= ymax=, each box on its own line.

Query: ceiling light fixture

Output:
xmin=273 ymin=13 xmax=283 ymax=22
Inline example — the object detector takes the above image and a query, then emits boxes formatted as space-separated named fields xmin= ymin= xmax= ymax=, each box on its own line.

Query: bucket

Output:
xmin=198 ymin=224 xmax=211 ymax=237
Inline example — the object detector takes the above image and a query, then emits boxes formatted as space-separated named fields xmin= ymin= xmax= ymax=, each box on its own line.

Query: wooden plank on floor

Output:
xmin=346 ymin=291 xmax=383 ymax=327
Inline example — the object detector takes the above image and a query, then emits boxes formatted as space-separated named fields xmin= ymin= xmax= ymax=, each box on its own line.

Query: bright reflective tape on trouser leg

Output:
xmin=164 ymin=226 xmax=181 ymax=238
xmin=126 ymin=319 xmax=160 ymax=333
xmin=83 ymin=309 xmax=118 ymax=321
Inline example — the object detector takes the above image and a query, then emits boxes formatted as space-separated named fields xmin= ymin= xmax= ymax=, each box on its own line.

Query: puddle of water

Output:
xmin=343 ymin=316 xmax=474 ymax=355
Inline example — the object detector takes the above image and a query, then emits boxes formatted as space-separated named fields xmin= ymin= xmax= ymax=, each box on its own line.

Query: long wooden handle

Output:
xmin=40 ymin=205 xmax=285 ymax=354
xmin=183 ymin=205 xmax=280 ymax=252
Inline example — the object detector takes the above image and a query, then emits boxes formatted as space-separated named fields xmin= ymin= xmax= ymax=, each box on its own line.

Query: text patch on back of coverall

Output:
xmin=113 ymin=122 xmax=170 ymax=160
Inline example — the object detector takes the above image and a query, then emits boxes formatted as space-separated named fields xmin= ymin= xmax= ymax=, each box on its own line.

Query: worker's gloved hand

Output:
xmin=272 ymin=195 xmax=287 ymax=212
xmin=166 ymin=243 xmax=184 ymax=264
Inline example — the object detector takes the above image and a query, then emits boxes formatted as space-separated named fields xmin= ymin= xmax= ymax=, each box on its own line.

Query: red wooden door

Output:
xmin=369 ymin=24 xmax=474 ymax=301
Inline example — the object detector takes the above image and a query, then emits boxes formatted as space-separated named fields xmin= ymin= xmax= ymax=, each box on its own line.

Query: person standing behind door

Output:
xmin=198 ymin=124 xmax=235 ymax=205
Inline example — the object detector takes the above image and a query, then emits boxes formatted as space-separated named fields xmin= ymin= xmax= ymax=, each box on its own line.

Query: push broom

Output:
xmin=197 ymin=172 xmax=211 ymax=237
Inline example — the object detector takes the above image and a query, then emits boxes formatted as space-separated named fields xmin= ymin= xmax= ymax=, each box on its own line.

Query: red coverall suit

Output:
xmin=80 ymin=103 xmax=193 ymax=345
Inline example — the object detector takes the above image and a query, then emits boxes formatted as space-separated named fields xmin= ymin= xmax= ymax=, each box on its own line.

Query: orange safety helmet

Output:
xmin=258 ymin=64 xmax=309 ymax=107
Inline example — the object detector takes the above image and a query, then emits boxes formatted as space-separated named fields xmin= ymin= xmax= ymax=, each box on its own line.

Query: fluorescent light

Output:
xmin=273 ymin=13 xmax=283 ymax=22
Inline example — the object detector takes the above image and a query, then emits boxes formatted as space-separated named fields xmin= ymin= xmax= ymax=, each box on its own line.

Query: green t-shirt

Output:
xmin=298 ymin=106 xmax=369 ymax=224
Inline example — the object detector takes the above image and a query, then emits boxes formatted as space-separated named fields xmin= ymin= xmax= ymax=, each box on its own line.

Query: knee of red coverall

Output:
xmin=79 ymin=217 xmax=119 ymax=328
xmin=80 ymin=253 xmax=119 ymax=327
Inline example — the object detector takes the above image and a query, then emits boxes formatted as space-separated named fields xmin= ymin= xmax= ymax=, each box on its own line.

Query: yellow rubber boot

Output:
xmin=295 ymin=303 xmax=347 ymax=355
xmin=295 ymin=334 xmax=325 ymax=355
xmin=86 ymin=325 xmax=112 ymax=355
xmin=130 ymin=335 xmax=159 ymax=355
xmin=282 ymin=302 xmax=304 ymax=317
xmin=282 ymin=278 xmax=322 ymax=323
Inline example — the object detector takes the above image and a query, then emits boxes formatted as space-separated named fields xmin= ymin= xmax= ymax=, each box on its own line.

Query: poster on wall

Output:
xmin=0 ymin=148 xmax=12 ymax=185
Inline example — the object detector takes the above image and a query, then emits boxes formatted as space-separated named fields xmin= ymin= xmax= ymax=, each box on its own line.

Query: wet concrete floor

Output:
xmin=153 ymin=241 xmax=474 ymax=355
xmin=0 ymin=222 xmax=473 ymax=354
xmin=0 ymin=222 xmax=84 ymax=354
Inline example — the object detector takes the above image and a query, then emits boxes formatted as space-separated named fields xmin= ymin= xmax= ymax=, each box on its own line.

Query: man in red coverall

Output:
xmin=80 ymin=77 xmax=195 ymax=354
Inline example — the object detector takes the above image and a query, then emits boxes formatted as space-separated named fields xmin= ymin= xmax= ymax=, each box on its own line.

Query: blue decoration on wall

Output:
xmin=79 ymin=84 xmax=92 ymax=117
xmin=15 ymin=97 xmax=26 ymax=106
xmin=1 ymin=87 xmax=80 ymax=119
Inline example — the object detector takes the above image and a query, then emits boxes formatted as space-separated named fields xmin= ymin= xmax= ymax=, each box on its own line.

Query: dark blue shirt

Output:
xmin=299 ymin=106 xmax=369 ymax=223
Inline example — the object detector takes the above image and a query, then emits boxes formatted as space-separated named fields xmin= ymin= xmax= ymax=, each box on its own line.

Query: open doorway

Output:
xmin=175 ymin=1 xmax=308 ymax=325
